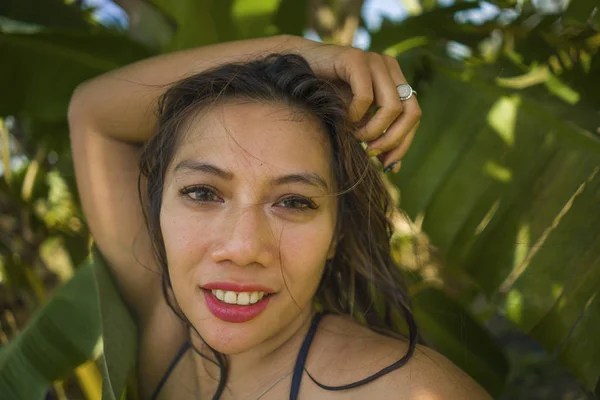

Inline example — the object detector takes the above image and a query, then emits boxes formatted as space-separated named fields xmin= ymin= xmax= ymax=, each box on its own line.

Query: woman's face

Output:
xmin=160 ymin=101 xmax=337 ymax=354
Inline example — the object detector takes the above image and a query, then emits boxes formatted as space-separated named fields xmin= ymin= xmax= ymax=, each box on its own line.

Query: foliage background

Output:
xmin=0 ymin=0 xmax=599 ymax=399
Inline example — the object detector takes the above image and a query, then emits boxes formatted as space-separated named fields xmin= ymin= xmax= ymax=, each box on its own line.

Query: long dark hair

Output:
xmin=139 ymin=53 xmax=418 ymax=398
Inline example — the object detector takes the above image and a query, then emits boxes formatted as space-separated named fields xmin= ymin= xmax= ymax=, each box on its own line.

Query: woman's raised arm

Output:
xmin=68 ymin=35 xmax=308 ymax=321
xmin=68 ymin=36 xmax=302 ymax=143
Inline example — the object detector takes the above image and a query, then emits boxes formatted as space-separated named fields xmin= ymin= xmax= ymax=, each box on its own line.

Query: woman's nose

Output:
xmin=211 ymin=205 xmax=275 ymax=267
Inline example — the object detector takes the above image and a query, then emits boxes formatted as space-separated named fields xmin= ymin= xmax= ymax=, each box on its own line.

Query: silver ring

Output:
xmin=397 ymin=84 xmax=417 ymax=101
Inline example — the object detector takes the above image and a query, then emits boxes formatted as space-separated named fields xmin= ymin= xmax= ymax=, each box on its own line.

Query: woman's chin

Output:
xmin=195 ymin=321 xmax=265 ymax=355
xmin=185 ymin=289 xmax=282 ymax=353
xmin=183 ymin=292 xmax=308 ymax=355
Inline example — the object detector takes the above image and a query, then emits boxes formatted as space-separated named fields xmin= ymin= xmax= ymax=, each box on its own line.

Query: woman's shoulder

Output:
xmin=378 ymin=343 xmax=493 ymax=399
xmin=313 ymin=314 xmax=492 ymax=399
xmin=136 ymin=294 xmax=190 ymax=399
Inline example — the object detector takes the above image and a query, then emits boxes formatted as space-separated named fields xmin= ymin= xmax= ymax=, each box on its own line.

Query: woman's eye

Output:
xmin=277 ymin=197 xmax=318 ymax=210
xmin=180 ymin=186 xmax=221 ymax=202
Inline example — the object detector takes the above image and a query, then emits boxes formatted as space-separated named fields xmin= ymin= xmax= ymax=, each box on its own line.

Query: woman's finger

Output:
xmin=367 ymin=55 xmax=421 ymax=155
xmin=382 ymin=55 xmax=408 ymax=85
xmin=380 ymin=122 xmax=419 ymax=173
xmin=367 ymin=100 xmax=421 ymax=153
xmin=332 ymin=48 xmax=374 ymax=122
xmin=355 ymin=54 xmax=404 ymax=143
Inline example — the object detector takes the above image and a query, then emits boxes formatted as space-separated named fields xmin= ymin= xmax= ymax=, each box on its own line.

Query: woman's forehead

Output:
xmin=171 ymin=102 xmax=333 ymax=180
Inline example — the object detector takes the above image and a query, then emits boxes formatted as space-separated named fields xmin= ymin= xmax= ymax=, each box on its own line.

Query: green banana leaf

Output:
xmin=0 ymin=259 xmax=101 ymax=399
xmin=0 ymin=0 xmax=92 ymax=29
xmin=0 ymin=248 xmax=138 ymax=400
xmin=412 ymin=287 xmax=509 ymax=396
xmin=148 ymin=0 xmax=222 ymax=50
xmin=0 ymin=23 xmax=153 ymax=122
xmin=92 ymin=248 xmax=138 ymax=400
xmin=148 ymin=0 xmax=283 ymax=51
xmin=391 ymin=52 xmax=600 ymax=390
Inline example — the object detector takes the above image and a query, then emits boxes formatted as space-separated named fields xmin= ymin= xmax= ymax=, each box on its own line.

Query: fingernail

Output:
xmin=367 ymin=148 xmax=382 ymax=157
xmin=393 ymin=160 xmax=402 ymax=173
xmin=383 ymin=161 xmax=398 ymax=174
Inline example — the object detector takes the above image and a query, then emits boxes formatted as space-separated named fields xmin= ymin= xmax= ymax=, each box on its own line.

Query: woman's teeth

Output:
xmin=211 ymin=290 xmax=266 ymax=305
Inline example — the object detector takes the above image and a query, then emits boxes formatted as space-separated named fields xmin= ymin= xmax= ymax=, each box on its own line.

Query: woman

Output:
xmin=68 ymin=35 xmax=491 ymax=399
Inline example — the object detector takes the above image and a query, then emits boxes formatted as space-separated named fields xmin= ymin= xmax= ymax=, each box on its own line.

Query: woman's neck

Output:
xmin=189 ymin=307 xmax=315 ymax=395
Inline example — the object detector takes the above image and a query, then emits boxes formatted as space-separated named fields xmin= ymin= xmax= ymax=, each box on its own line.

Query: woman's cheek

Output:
xmin=161 ymin=209 xmax=211 ymax=273
xmin=161 ymin=213 xmax=214 ymax=314
xmin=279 ymin=221 xmax=334 ymax=285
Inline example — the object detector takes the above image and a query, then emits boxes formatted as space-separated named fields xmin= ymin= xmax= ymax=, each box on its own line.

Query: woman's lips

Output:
xmin=203 ymin=289 xmax=272 ymax=323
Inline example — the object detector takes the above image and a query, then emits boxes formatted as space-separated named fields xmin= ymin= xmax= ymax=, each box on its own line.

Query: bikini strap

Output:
xmin=149 ymin=340 xmax=191 ymax=400
xmin=289 ymin=312 xmax=324 ymax=400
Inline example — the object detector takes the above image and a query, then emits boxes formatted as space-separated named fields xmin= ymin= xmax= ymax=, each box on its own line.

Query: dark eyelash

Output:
xmin=179 ymin=185 xmax=221 ymax=202
xmin=278 ymin=196 xmax=319 ymax=210
xmin=178 ymin=187 xmax=316 ymax=210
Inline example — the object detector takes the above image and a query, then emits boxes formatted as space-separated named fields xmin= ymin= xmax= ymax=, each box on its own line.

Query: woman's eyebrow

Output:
xmin=273 ymin=173 xmax=329 ymax=191
xmin=174 ymin=160 xmax=328 ymax=191
xmin=173 ymin=160 xmax=233 ymax=180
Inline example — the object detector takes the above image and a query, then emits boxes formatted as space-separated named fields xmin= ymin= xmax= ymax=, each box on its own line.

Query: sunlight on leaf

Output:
xmin=495 ymin=65 xmax=581 ymax=105
xmin=384 ymin=36 xmax=430 ymax=57
xmin=484 ymin=160 xmax=512 ymax=183
xmin=487 ymin=96 xmax=518 ymax=146
xmin=546 ymin=74 xmax=580 ymax=105
xmin=0 ymin=16 xmax=43 ymax=34
xmin=233 ymin=0 xmax=279 ymax=16
xmin=20 ymin=148 xmax=44 ymax=202
xmin=505 ymin=289 xmax=523 ymax=322
xmin=475 ymin=199 xmax=501 ymax=235
xmin=37 ymin=170 xmax=79 ymax=232
xmin=74 ymin=360 xmax=102 ymax=400
xmin=40 ymin=237 xmax=74 ymax=282
xmin=400 ymin=0 xmax=423 ymax=16
xmin=513 ymin=223 xmax=531 ymax=274
xmin=500 ymin=166 xmax=600 ymax=294
xmin=0 ymin=118 xmax=11 ymax=184
xmin=24 ymin=267 xmax=46 ymax=304
xmin=496 ymin=65 xmax=549 ymax=89
xmin=551 ymin=283 xmax=566 ymax=310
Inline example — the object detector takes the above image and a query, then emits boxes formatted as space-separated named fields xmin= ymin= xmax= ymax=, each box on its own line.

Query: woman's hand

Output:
xmin=288 ymin=36 xmax=421 ymax=173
